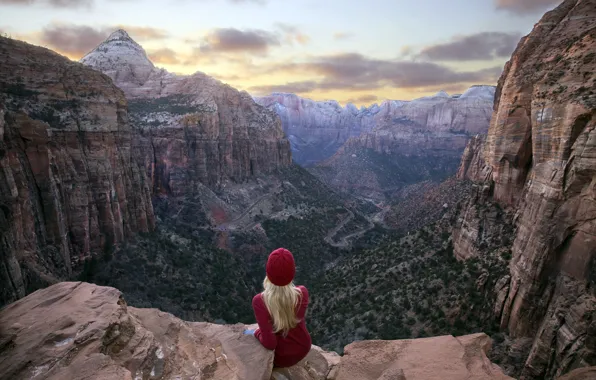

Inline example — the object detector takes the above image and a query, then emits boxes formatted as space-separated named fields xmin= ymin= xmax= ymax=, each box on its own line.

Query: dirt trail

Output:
xmin=325 ymin=206 xmax=389 ymax=248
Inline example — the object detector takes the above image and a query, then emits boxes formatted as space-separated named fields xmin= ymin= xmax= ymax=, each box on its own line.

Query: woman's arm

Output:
xmin=252 ymin=294 xmax=277 ymax=350
xmin=296 ymin=286 xmax=309 ymax=320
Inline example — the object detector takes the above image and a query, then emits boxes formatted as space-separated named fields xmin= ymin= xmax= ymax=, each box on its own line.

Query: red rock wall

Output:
xmin=0 ymin=37 xmax=155 ymax=305
xmin=453 ymin=0 xmax=596 ymax=377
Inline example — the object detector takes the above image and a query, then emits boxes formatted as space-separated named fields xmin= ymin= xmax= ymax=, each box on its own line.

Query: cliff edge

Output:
xmin=0 ymin=282 xmax=516 ymax=380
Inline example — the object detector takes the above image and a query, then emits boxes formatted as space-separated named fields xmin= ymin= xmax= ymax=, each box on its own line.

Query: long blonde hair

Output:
xmin=262 ymin=277 xmax=302 ymax=334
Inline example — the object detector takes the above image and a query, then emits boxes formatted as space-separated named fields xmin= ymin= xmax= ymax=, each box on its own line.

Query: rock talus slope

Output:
xmin=81 ymin=30 xmax=292 ymax=195
xmin=0 ymin=282 xmax=516 ymax=380
xmin=453 ymin=0 xmax=596 ymax=378
xmin=0 ymin=36 xmax=154 ymax=306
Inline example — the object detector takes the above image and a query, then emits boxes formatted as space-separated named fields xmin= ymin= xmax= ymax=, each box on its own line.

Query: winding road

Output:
xmin=324 ymin=206 xmax=390 ymax=248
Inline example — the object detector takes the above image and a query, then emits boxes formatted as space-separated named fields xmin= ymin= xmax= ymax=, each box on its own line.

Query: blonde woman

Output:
xmin=245 ymin=248 xmax=311 ymax=368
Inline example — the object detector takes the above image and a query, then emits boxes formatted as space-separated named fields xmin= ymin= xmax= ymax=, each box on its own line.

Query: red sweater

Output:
xmin=252 ymin=285 xmax=312 ymax=368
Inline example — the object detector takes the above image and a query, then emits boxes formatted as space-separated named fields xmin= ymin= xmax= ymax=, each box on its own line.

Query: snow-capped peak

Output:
xmin=459 ymin=85 xmax=496 ymax=100
xmin=80 ymin=29 xmax=155 ymax=86
xmin=106 ymin=29 xmax=135 ymax=43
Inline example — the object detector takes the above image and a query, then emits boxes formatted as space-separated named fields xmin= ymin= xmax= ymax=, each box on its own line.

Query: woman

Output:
xmin=246 ymin=248 xmax=312 ymax=368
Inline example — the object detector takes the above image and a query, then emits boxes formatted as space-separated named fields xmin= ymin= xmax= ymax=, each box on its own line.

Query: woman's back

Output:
xmin=251 ymin=249 xmax=312 ymax=368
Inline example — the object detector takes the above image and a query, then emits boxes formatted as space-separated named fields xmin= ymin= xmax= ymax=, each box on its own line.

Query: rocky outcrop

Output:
xmin=0 ymin=282 xmax=514 ymax=380
xmin=336 ymin=333 xmax=513 ymax=380
xmin=457 ymin=135 xmax=492 ymax=182
xmin=82 ymin=30 xmax=292 ymax=194
xmin=255 ymin=86 xmax=495 ymax=166
xmin=452 ymin=0 xmax=596 ymax=378
xmin=0 ymin=36 xmax=154 ymax=307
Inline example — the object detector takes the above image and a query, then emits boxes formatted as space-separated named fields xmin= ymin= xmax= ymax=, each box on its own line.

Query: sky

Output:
xmin=0 ymin=0 xmax=563 ymax=105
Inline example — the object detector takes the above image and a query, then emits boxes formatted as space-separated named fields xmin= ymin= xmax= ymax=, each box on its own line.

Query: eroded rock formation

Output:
xmin=0 ymin=36 xmax=154 ymax=306
xmin=452 ymin=0 xmax=596 ymax=378
xmin=255 ymin=86 xmax=495 ymax=166
xmin=299 ymin=87 xmax=495 ymax=201
xmin=0 ymin=282 xmax=514 ymax=380
xmin=81 ymin=30 xmax=292 ymax=195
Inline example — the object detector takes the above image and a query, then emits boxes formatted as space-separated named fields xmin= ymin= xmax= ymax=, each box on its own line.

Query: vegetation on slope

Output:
xmin=310 ymin=148 xmax=463 ymax=201
xmin=79 ymin=165 xmax=369 ymax=323
xmin=81 ymin=227 xmax=258 ymax=324
xmin=307 ymin=203 xmax=513 ymax=354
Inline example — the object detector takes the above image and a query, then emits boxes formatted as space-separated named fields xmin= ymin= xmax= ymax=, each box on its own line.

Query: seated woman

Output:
xmin=248 ymin=248 xmax=311 ymax=368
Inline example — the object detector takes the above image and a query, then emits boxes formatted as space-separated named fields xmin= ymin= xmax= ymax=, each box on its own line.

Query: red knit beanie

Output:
xmin=266 ymin=248 xmax=296 ymax=286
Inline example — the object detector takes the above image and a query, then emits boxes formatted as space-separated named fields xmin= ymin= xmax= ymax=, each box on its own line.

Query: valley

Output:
xmin=0 ymin=0 xmax=595 ymax=379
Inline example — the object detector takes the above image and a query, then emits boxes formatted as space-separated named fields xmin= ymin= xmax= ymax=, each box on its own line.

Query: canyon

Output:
xmin=257 ymin=88 xmax=497 ymax=202
xmin=0 ymin=0 xmax=595 ymax=378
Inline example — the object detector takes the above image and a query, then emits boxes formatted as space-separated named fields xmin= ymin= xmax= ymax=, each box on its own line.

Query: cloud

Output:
xmin=41 ymin=25 xmax=107 ymax=56
xmin=417 ymin=32 xmax=521 ymax=61
xmin=300 ymin=54 xmax=502 ymax=88
xmin=248 ymin=53 xmax=503 ymax=94
xmin=333 ymin=32 xmax=352 ymax=41
xmin=346 ymin=94 xmax=379 ymax=104
xmin=0 ymin=0 xmax=92 ymax=7
xmin=250 ymin=81 xmax=321 ymax=94
xmin=40 ymin=24 xmax=170 ymax=57
xmin=399 ymin=45 xmax=414 ymax=58
xmin=148 ymin=48 xmax=180 ymax=65
xmin=117 ymin=25 xmax=169 ymax=40
xmin=495 ymin=0 xmax=562 ymax=14
xmin=275 ymin=23 xmax=310 ymax=45
xmin=199 ymin=28 xmax=280 ymax=54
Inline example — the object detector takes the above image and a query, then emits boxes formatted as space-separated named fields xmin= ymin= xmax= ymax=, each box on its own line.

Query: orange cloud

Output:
xmin=148 ymin=48 xmax=181 ymax=65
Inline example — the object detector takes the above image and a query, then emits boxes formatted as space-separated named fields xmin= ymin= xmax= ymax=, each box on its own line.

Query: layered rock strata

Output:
xmin=452 ymin=0 xmax=596 ymax=377
xmin=0 ymin=36 xmax=154 ymax=306
xmin=81 ymin=30 xmax=292 ymax=195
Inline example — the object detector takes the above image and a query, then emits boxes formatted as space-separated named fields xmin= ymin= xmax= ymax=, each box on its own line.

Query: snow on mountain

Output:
xmin=459 ymin=85 xmax=496 ymax=100
xmin=80 ymin=29 xmax=155 ymax=86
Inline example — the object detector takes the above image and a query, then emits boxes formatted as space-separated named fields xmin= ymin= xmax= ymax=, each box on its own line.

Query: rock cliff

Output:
xmin=82 ymin=30 xmax=292 ymax=194
xmin=255 ymin=86 xmax=495 ymax=166
xmin=452 ymin=0 xmax=596 ymax=378
xmin=0 ymin=282 xmax=515 ymax=380
xmin=0 ymin=36 xmax=155 ymax=307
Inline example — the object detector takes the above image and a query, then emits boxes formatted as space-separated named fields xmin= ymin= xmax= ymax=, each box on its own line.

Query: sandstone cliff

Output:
xmin=0 ymin=36 xmax=155 ymax=306
xmin=82 ymin=30 xmax=292 ymax=195
xmin=0 ymin=282 xmax=515 ymax=380
xmin=255 ymin=86 xmax=495 ymax=166
xmin=452 ymin=0 xmax=596 ymax=378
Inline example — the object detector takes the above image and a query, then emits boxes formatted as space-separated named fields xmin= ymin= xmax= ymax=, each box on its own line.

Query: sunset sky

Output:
xmin=0 ymin=0 xmax=563 ymax=105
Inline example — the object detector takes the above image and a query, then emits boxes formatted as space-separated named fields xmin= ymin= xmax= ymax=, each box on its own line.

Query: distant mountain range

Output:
xmin=254 ymin=85 xmax=495 ymax=166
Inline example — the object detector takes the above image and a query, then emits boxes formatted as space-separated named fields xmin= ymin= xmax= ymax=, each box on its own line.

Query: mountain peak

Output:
xmin=459 ymin=85 xmax=496 ymax=100
xmin=106 ymin=29 xmax=135 ymax=43
xmin=80 ymin=28 xmax=155 ymax=86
